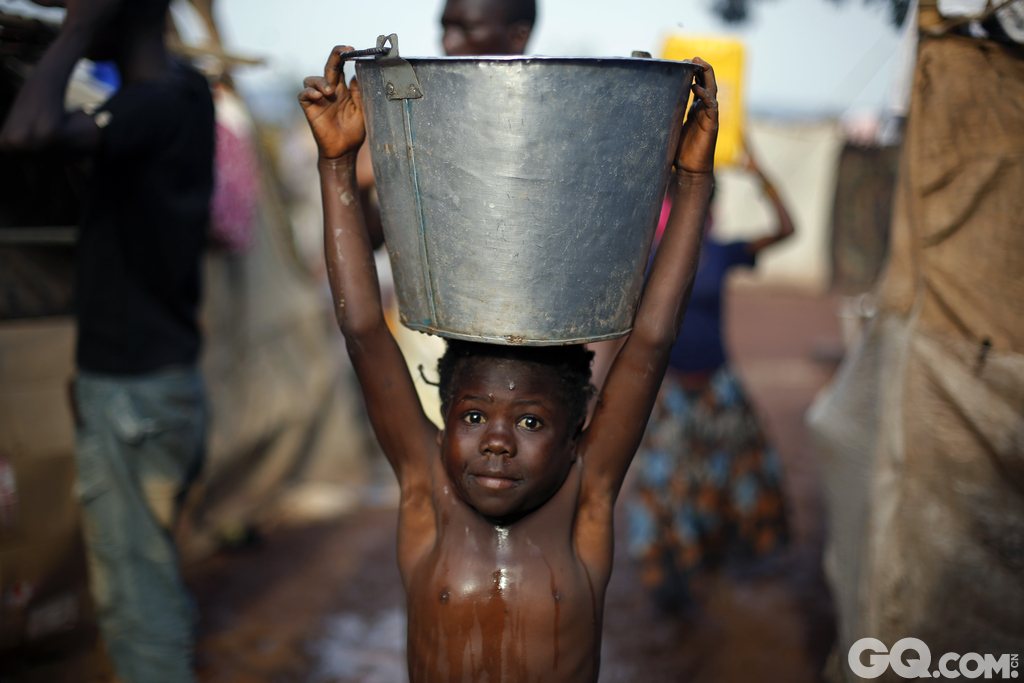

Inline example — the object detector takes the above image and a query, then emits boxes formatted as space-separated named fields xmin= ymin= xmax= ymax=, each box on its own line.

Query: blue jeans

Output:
xmin=74 ymin=366 xmax=206 ymax=683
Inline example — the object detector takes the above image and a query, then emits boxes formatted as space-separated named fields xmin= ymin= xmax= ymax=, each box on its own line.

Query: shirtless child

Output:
xmin=299 ymin=46 xmax=718 ymax=683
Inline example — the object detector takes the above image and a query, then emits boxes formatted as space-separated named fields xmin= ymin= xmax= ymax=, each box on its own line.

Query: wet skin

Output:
xmin=300 ymin=46 xmax=719 ymax=683
xmin=404 ymin=359 xmax=601 ymax=682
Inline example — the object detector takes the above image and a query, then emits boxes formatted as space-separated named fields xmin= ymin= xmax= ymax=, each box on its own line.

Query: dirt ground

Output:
xmin=7 ymin=286 xmax=844 ymax=683
xmin=184 ymin=285 xmax=843 ymax=683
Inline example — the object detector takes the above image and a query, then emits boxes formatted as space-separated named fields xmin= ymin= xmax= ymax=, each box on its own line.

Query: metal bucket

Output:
xmin=356 ymin=38 xmax=698 ymax=345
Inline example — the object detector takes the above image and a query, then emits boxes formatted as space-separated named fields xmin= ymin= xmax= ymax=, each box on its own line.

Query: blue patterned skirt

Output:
xmin=627 ymin=365 xmax=789 ymax=607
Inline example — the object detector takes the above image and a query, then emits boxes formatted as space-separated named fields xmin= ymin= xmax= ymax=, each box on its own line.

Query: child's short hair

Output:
xmin=437 ymin=340 xmax=595 ymax=430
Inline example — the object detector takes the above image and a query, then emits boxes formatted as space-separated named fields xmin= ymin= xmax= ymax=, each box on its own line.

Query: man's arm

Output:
xmin=0 ymin=0 xmax=121 ymax=152
xmin=300 ymin=47 xmax=437 ymax=482
xmin=578 ymin=58 xmax=719 ymax=506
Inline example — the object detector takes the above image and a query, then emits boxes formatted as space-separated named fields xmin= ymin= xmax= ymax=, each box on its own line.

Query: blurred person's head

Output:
xmin=81 ymin=0 xmax=172 ymax=64
xmin=441 ymin=0 xmax=535 ymax=56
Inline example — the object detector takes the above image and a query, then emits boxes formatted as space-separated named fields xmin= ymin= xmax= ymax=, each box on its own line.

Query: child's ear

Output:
xmin=570 ymin=418 xmax=585 ymax=445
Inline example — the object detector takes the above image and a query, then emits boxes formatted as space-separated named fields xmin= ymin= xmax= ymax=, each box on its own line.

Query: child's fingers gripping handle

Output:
xmin=325 ymin=46 xmax=357 ymax=89
xmin=674 ymin=58 xmax=719 ymax=174
xmin=349 ymin=75 xmax=363 ymax=111
xmin=690 ymin=57 xmax=718 ymax=100
xmin=301 ymin=76 xmax=334 ymax=102
xmin=688 ymin=58 xmax=719 ymax=136
xmin=691 ymin=82 xmax=718 ymax=118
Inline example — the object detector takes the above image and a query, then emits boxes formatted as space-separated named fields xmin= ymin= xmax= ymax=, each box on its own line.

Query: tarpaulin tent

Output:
xmin=809 ymin=12 xmax=1024 ymax=680
xmin=829 ymin=143 xmax=899 ymax=296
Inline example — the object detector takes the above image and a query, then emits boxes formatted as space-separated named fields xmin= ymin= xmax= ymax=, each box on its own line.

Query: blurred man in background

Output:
xmin=440 ymin=0 xmax=535 ymax=55
xmin=0 ymin=1 xmax=214 ymax=680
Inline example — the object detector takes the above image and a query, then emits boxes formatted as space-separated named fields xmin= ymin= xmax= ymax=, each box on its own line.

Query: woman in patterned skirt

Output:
xmin=628 ymin=150 xmax=795 ymax=611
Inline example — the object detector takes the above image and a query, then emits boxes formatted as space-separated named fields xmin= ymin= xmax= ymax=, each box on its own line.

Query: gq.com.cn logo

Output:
xmin=850 ymin=638 xmax=1019 ymax=679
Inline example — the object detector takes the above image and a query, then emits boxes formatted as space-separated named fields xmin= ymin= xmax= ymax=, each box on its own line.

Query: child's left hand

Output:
xmin=674 ymin=57 xmax=718 ymax=175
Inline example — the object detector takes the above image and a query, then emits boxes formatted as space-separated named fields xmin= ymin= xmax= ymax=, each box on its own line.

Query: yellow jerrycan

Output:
xmin=661 ymin=35 xmax=745 ymax=167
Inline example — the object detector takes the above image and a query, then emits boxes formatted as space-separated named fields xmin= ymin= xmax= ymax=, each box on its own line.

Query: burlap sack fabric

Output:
xmin=811 ymin=33 xmax=1024 ymax=681
xmin=879 ymin=35 xmax=1024 ymax=350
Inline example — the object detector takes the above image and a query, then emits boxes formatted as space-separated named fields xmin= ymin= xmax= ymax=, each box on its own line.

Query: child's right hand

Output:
xmin=299 ymin=46 xmax=366 ymax=160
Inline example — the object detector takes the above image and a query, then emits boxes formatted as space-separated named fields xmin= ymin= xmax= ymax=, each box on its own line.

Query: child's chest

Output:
xmin=403 ymin=490 xmax=603 ymax=682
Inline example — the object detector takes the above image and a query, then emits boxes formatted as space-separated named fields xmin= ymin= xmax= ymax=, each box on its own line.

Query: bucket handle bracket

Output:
xmin=375 ymin=34 xmax=423 ymax=100
xmin=337 ymin=34 xmax=423 ymax=100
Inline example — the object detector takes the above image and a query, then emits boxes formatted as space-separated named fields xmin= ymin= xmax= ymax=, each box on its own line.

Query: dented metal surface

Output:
xmin=356 ymin=52 xmax=698 ymax=346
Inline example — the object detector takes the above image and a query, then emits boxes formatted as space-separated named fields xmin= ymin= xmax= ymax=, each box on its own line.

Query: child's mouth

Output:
xmin=472 ymin=475 xmax=520 ymax=490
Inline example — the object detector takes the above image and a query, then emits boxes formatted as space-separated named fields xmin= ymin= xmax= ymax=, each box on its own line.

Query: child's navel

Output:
xmin=439 ymin=589 xmax=450 ymax=603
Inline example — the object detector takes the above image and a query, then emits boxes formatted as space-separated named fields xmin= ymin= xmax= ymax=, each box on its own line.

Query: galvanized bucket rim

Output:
xmin=354 ymin=54 xmax=700 ymax=68
xmin=401 ymin=323 xmax=635 ymax=347
xmin=360 ymin=53 xmax=696 ymax=345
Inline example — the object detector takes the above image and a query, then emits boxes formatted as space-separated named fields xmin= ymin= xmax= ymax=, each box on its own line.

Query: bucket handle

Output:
xmin=339 ymin=34 xmax=423 ymax=101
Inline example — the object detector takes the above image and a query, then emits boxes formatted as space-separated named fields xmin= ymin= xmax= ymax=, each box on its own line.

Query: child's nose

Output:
xmin=482 ymin=423 xmax=516 ymax=457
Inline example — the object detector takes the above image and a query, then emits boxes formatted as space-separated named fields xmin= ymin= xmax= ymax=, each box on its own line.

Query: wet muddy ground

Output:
xmin=185 ymin=286 xmax=843 ymax=683
xmin=9 ymin=286 xmax=843 ymax=683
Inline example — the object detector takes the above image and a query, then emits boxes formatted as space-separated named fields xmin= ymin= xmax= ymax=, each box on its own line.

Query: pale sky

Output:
xmin=208 ymin=0 xmax=905 ymax=119
xmin=0 ymin=0 xmax=906 ymax=119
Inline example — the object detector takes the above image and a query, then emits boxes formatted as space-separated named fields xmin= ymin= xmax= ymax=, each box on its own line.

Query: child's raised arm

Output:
xmin=578 ymin=58 xmax=719 ymax=507
xmin=300 ymin=47 xmax=437 ymax=481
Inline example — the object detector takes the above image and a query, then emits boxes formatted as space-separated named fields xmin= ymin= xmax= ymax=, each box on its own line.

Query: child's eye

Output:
xmin=517 ymin=416 xmax=542 ymax=430
xmin=462 ymin=411 xmax=485 ymax=425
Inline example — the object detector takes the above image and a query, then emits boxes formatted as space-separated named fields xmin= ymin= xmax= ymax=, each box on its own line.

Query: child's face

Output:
xmin=440 ymin=357 xmax=578 ymax=524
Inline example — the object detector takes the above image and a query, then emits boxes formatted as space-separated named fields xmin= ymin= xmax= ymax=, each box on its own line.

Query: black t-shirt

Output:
xmin=76 ymin=62 xmax=215 ymax=374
